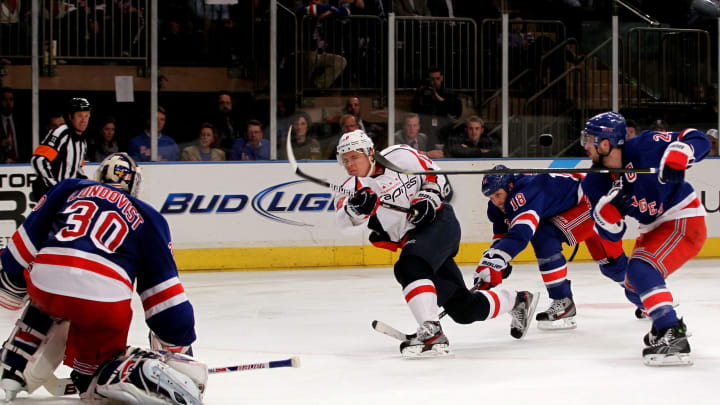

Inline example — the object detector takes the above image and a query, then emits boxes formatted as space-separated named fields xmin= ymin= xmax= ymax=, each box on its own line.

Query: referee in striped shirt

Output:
xmin=30 ymin=98 xmax=91 ymax=202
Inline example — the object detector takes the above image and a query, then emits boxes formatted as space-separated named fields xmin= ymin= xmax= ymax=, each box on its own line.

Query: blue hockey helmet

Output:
xmin=581 ymin=111 xmax=626 ymax=148
xmin=481 ymin=165 xmax=514 ymax=197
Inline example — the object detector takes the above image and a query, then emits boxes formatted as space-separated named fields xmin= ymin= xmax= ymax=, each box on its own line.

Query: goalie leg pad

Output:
xmin=0 ymin=304 xmax=68 ymax=399
xmin=89 ymin=347 xmax=205 ymax=405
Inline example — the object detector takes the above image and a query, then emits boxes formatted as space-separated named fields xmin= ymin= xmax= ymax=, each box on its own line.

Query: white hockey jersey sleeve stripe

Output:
xmin=509 ymin=210 xmax=540 ymax=233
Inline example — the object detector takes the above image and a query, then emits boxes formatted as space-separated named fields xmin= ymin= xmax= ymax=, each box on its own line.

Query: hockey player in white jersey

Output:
xmin=334 ymin=130 xmax=538 ymax=358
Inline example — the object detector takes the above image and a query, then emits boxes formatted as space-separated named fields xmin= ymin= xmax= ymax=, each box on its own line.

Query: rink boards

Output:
xmin=1 ymin=158 xmax=718 ymax=271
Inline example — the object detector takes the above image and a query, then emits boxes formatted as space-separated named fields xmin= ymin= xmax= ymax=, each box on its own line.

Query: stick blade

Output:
xmin=286 ymin=125 xmax=298 ymax=172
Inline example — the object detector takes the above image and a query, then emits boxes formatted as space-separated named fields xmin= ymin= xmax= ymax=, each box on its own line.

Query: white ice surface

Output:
xmin=2 ymin=259 xmax=719 ymax=404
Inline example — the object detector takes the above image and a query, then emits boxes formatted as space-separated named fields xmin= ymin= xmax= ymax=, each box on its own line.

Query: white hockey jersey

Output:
xmin=335 ymin=145 xmax=451 ymax=250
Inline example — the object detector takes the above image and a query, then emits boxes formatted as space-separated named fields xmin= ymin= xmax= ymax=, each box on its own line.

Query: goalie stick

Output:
xmin=42 ymin=357 xmax=301 ymax=397
xmin=286 ymin=127 xmax=414 ymax=215
xmin=372 ymin=152 xmax=657 ymax=176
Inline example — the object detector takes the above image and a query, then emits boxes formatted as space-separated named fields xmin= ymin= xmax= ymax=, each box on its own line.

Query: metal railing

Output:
xmin=394 ymin=16 xmax=476 ymax=96
xmin=41 ymin=0 xmax=148 ymax=73
xmin=625 ymin=27 xmax=711 ymax=107
xmin=300 ymin=14 xmax=384 ymax=93
xmin=480 ymin=19 xmax=567 ymax=99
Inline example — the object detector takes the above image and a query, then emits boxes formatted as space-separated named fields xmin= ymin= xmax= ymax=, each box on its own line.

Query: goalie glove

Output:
xmin=0 ymin=270 xmax=28 ymax=311
xmin=149 ymin=331 xmax=193 ymax=356
xmin=407 ymin=183 xmax=443 ymax=227
xmin=345 ymin=187 xmax=380 ymax=219
xmin=659 ymin=141 xmax=694 ymax=184
xmin=473 ymin=249 xmax=512 ymax=290
xmin=592 ymin=181 xmax=632 ymax=237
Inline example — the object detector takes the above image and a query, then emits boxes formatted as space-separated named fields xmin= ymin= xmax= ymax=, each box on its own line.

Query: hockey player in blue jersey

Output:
xmin=478 ymin=167 xmax=633 ymax=330
xmin=0 ymin=153 xmax=207 ymax=403
xmin=581 ymin=111 xmax=709 ymax=366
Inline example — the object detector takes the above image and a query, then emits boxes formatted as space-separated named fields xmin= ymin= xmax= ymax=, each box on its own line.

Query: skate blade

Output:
xmin=537 ymin=316 xmax=577 ymax=330
xmin=643 ymin=353 xmax=693 ymax=367
xmin=401 ymin=344 xmax=453 ymax=359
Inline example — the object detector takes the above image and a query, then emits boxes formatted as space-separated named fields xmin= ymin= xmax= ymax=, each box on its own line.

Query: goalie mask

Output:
xmin=95 ymin=152 xmax=142 ymax=197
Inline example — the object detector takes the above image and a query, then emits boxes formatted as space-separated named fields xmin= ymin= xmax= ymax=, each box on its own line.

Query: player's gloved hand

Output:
xmin=659 ymin=141 xmax=694 ymax=184
xmin=0 ymin=270 xmax=28 ymax=311
xmin=346 ymin=187 xmax=379 ymax=219
xmin=407 ymin=189 xmax=442 ymax=227
xmin=473 ymin=250 xmax=511 ymax=290
xmin=593 ymin=182 xmax=631 ymax=235
xmin=149 ymin=331 xmax=194 ymax=356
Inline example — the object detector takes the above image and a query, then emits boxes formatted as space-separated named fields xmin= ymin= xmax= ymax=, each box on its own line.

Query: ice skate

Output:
xmin=399 ymin=321 xmax=452 ymax=359
xmin=643 ymin=319 xmax=692 ymax=366
xmin=536 ymin=296 xmax=577 ymax=330
xmin=643 ymin=318 xmax=692 ymax=347
xmin=510 ymin=291 xmax=539 ymax=339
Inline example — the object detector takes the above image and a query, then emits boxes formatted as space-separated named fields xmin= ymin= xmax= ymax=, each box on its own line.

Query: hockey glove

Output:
xmin=345 ymin=187 xmax=380 ymax=219
xmin=473 ymin=249 xmax=512 ymax=290
xmin=407 ymin=189 xmax=442 ymax=227
xmin=149 ymin=331 xmax=194 ymax=356
xmin=593 ymin=183 xmax=631 ymax=236
xmin=659 ymin=141 xmax=694 ymax=184
xmin=0 ymin=271 xmax=27 ymax=311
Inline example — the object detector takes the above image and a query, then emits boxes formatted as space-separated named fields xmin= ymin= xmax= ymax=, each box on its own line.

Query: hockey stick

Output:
xmin=373 ymin=153 xmax=657 ymax=176
xmin=207 ymin=356 xmax=300 ymax=373
xmin=286 ymin=127 xmax=414 ymax=215
xmin=42 ymin=357 xmax=301 ymax=397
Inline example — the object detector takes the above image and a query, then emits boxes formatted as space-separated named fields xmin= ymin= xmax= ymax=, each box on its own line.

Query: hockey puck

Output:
xmin=539 ymin=133 xmax=553 ymax=147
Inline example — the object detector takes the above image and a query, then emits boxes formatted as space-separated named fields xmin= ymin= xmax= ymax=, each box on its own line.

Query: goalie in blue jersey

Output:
xmin=0 ymin=153 xmax=207 ymax=404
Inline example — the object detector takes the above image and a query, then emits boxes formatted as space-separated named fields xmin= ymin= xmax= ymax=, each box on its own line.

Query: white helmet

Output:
xmin=336 ymin=129 xmax=374 ymax=164
xmin=95 ymin=152 xmax=142 ymax=197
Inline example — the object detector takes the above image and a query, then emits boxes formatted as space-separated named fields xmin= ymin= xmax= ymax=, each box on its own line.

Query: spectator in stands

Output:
xmin=297 ymin=0 xmax=349 ymax=88
xmin=324 ymin=113 xmax=360 ymax=159
xmin=706 ymin=129 xmax=718 ymax=157
xmin=625 ymin=119 xmax=638 ymax=140
xmin=651 ymin=119 xmax=668 ymax=132
xmin=0 ymin=87 xmax=30 ymax=163
xmin=346 ymin=0 xmax=386 ymax=16
xmin=280 ymin=112 xmax=322 ymax=160
xmin=44 ymin=111 xmax=65 ymax=134
xmin=0 ymin=0 xmax=26 ymax=56
xmin=411 ymin=66 xmax=462 ymax=145
xmin=159 ymin=2 xmax=194 ymax=65
xmin=128 ymin=106 xmax=181 ymax=162
xmin=446 ymin=116 xmax=500 ymax=158
xmin=190 ymin=0 xmax=240 ymax=64
xmin=182 ymin=123 xmax=226 ymax=161
xmin=211 ymin=91 xmax=244 ymax=155
xmin=231 ymin=119 xmax=270 ymax=160
xmin=344 ymin=96 xmax=366 ymax=131
xmin=88 ymin=116 xmax=120 ymax=162
xmin=393 ymin=0 xmax=431 ymax=15
xmin=395 ymin=113 xmax=444 ymax=158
